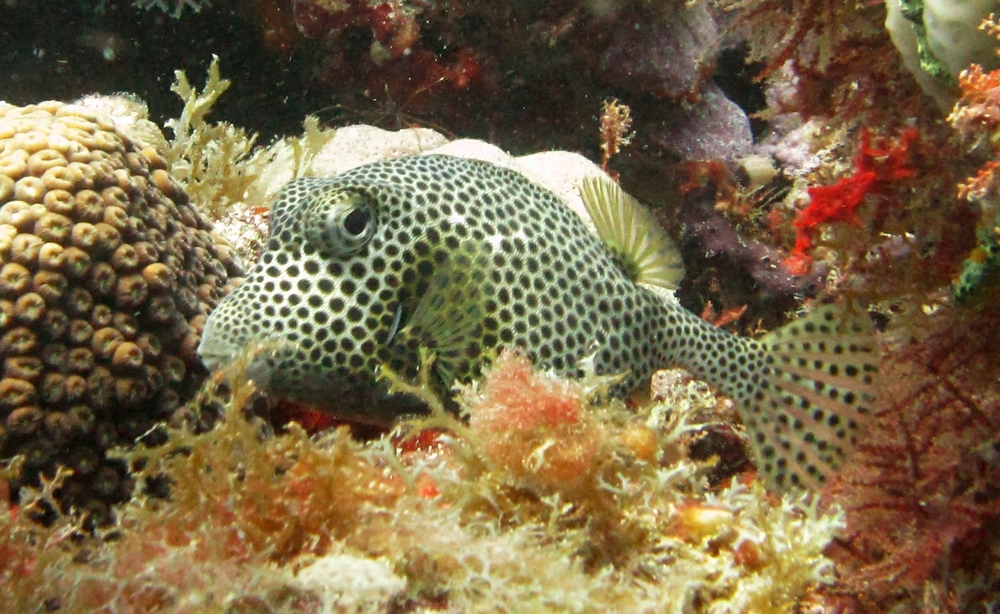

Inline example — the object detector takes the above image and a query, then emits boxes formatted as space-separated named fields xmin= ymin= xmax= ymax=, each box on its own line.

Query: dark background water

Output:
xmin=1 ymin=0 xmax=318 ymax=142
xmin=0 ymin=0 xmax=766 ymax=153
xmin=0 ymin=0 xmax=798 ymax=327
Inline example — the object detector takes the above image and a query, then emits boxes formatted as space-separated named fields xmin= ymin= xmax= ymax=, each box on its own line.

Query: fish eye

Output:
xmin=304 ymin=191 xmax=377 ymax=256
xmin=342 ymin=207 xmax=371 ymax=236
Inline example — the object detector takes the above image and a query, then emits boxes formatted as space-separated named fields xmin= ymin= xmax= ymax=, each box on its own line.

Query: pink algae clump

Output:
xmin=463 ymin=350 xmax=605 ymax=496
xmin=467 ymin=349 xmax=584 ymax=431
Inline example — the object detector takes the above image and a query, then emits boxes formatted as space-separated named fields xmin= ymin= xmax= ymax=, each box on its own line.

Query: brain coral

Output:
xmin=0 ymin=101 xmax=242 ymax=522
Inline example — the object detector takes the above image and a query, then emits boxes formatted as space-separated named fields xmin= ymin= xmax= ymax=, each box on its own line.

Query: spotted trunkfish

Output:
xmin=199 ymin=154 xmax=877 ymax=490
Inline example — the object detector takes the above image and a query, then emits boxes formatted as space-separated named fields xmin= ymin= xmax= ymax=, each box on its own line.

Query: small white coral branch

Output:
xmin=133 ymin=0 xmax=212 ymax=18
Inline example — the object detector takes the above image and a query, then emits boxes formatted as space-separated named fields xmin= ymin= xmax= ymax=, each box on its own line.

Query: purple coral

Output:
xmin=654 ymin=83 xmax=753 ymax=162
xmin=600 ymin=2 xmax=718 ymax=99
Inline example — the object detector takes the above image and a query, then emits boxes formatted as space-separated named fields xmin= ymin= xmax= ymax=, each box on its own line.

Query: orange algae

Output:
xmin=952 ymin=62 xmax=1000 ymax=205
xmin=1 ymin=346 xmax=411 ymax=611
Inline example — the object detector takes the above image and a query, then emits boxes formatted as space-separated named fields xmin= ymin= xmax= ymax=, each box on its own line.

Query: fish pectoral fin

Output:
xmin=385 ymin=302 xmax=405 ymax=345
xmin=744 ymin=305 xmax=878 ymax=491
xmin=578 ymin=174 xmax=684 ymax=290
xmin=394 ymin=241 xmax=494 ymax=388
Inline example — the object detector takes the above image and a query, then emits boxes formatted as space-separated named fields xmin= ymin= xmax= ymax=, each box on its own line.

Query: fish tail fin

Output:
xmin=739 ymin=305 xmax=878 ymax=491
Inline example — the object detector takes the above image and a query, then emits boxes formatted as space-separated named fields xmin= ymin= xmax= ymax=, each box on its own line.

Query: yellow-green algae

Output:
xmin=2 ymin=344 xmax=843 ymax=612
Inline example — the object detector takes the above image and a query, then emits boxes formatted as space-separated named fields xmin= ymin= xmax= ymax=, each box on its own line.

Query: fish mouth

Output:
xmin=197 ymin=350 xmax=239 ymax=373
xmin=195 ymin=335 xmax=240 ymax=372
xmin=196 ymin=335 xmax=277 ymax=391
xmin=196 ymin=333 xmax=428 ymax=424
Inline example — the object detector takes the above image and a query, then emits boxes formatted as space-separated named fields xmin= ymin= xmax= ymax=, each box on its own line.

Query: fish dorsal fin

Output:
xmin=745 ymin=305 xmax=878 ymax=491
xmin=395 ymin=241 xmax=494 ymax=388
xmin=579 ymin=175 xmax=685 ymax=290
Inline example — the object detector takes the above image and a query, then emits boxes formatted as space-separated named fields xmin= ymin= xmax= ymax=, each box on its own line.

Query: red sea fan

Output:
xmin=820 ymin=302 xmax=1000 ymax=612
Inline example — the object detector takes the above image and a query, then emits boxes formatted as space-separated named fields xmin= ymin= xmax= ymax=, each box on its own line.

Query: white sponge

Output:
xmin=885 ymin=0 xmax=1000 ymax=107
